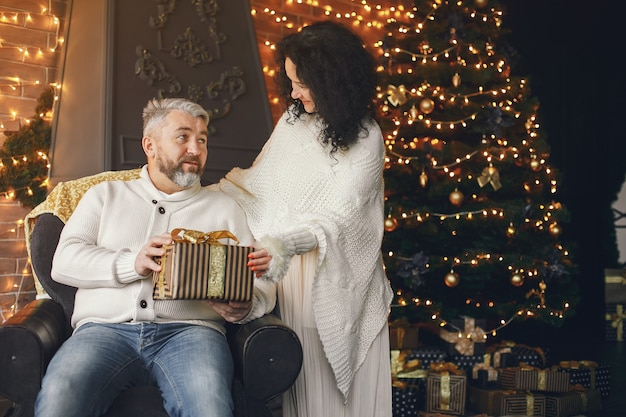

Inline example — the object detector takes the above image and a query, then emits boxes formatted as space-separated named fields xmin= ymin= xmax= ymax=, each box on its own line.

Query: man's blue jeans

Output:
xmin=34 ymin=322 xmax=234 ymax=417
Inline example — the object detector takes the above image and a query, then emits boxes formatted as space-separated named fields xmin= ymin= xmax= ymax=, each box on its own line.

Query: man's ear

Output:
xmin=142 ymin=136 xmax=154 ymax=157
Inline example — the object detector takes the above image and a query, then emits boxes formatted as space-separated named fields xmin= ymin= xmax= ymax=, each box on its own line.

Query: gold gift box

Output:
xmin=153 ymin=229 xmax=254 ymax=302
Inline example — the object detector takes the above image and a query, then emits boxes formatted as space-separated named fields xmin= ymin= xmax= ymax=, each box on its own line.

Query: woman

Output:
xmin=219 ymin=21 xmax=393 ymax=416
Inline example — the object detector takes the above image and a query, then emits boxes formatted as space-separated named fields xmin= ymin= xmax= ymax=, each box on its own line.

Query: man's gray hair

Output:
xmin=142 ymin=97 xmax=209 ymax=136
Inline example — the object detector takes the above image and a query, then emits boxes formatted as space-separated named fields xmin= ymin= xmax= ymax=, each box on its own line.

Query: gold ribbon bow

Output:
xmin=440 ymin=316 xmax=487 ymax=355
xmin=171 ymin=228 xmax=238 ymax=245
xmin=429 ymin=361 xmax=464 ymax=376
xmin=386 ymin=84 xmax=408 ymax=107
xmin=477 ymin=163 xmax=502 ymax=190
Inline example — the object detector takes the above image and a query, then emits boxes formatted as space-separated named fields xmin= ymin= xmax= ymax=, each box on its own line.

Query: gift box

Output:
xmin=488 ymin=341 xmax=548 ymax=368
xmin=557 ymin=360 xmax=611 ymax=399
xmin=393 ymin=377 xmax=426 ymax=417
xmin=544 ymin=387 xmax=602 ymax=417
xmin=448 ymin=354 xmax=487 ymax=372
xmin=438 ymin=316 xmax=487 ymax=356
xmin=153 ymin=229 xmax=254 ymax=301
xmin=485 ymin=347 xmax=518 ymax=368
xmin=500 ymin=366 xmax=570 ymax=393
xmin=605 ymin=303 xmax=624 ymax=342
xmin=391 ymin=350 xmax=428 ymax=417
xmin=425 ymin=363 xmax=467 ymax=415
xmin=390 ymin=318 xmax=422 ymax=350
xmin=605 ymin=268 xmax=626 ymax=304
xmin=470 ymin=363 xmax=499 ymax=389
xmin=402 ymin=346 xmax=449 ymax=369
xmin=468 ymin=386 xmax=546 ymax=417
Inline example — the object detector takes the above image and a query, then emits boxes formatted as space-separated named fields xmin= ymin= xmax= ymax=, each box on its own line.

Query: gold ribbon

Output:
xmin=171 ymin=228 xmax=238 ymax=245
xmin=605 ymin=304 xmax=624 ymax=341
xmin=440 ymin=316 xmax=486 ymax=355
xmin=525 ymin=392 xmax=535 ymax=416
xmin=440 ymin=372 xmax=451 ymax=410
xmin=430 ymin=361 xmax=465 ymax=376
xmin=477 ymin=164 xmax=502 ymax=190
xmin=537 ymin=369 xmax=547 ymax=391
xmin=390 ymin=350 xmax=427 ymax=380
xmin=605 ymin=274 xmax=626 ymax=285
xmin=472 ymin=363 xmax=498 ymax=381
xmin=492 ymin=347 xmax=512 ymax=367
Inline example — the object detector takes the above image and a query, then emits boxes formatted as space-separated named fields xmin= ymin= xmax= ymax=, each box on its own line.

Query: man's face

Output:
xmin=148 ymin=109 xmax=208 ymax=191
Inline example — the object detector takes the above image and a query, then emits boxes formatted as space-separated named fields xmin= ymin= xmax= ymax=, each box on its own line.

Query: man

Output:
xmin=34 ymin=97 xmax=276 ymax=417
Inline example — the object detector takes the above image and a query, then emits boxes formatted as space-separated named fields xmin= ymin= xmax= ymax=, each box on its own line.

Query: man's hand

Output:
xmin=135 ymin=233 xmax=172 ymax=276
xmin=247 ymin=248 xmax=271 ymax=277
xmin=208 ymin=300 xmax=252 ymax=322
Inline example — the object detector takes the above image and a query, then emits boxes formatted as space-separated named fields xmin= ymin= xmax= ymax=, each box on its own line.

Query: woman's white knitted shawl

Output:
xmin=219 ymin=111 xmax=393 ymax=400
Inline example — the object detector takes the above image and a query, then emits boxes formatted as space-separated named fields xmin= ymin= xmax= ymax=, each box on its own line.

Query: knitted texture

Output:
xmin=220 ymin=111 xmax=393 ymax=399
xmin=24 ymin=169 xmax=142 ymax=294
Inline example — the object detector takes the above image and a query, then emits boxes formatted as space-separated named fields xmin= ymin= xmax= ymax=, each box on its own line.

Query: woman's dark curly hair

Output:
xmin=274 ymin=20 xmax=378 ymax=153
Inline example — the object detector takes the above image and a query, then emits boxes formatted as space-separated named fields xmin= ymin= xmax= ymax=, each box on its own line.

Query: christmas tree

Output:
xmin=377 ymin=0 xmax=578 ymax=332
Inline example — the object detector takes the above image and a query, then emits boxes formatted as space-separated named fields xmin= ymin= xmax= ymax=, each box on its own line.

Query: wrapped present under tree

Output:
xmin=468 ymin=386 xmax=547 ymax=417
xmin=425 ymin=362 xmax=467 ymax=416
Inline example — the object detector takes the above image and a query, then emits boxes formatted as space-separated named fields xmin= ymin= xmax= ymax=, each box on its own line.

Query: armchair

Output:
xmin=0 ymin=172 xmax=302 ymax=417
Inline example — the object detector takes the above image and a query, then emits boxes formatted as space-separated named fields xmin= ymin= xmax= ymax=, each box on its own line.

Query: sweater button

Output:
xmin=158 ymin=207 xmax=165 ymax=214
xmin=152 ymin=200 xmax=158 ymax=204
xmin=140 ymin=300 xmax=147 ymax=308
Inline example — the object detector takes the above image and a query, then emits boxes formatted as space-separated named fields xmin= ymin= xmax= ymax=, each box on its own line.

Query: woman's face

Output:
xmin=285 ymin=57 xmax=316 ymax=113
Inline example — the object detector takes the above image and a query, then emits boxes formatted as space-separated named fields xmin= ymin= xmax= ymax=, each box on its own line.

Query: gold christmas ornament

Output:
xmin=419 ymin=98 xmax=435 ymax=114
xmin=452 ymin=73 xmax=461 ymax=88
xmin=419 ymin=170 xmax=428 ymax=188
xmin=449 ymin=189 xmax=464 ymax=206
xmin=510 ymin=272 xmax=524 ymax=287
xmin=549 ymin=222 xmax=562 ymax=237
xmin=384 ymin=216 xmax=398 ymax=232
xmin=444 ymin=270 xmax=460 ymax=287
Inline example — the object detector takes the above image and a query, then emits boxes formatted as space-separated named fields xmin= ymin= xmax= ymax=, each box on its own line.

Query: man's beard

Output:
xmin=158 ymin=154 xmax=204 ymax=188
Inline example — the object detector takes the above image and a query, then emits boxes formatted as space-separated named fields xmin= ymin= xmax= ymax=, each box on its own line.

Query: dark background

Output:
xmin=497 ymin=1 xmax=624 ymax=345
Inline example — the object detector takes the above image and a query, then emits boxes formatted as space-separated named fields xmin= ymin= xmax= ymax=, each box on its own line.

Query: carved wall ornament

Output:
xmin=136 ymin=0 xmax=242 ymax=134
xmin=135 ymin=46 xmax=182 ymax=98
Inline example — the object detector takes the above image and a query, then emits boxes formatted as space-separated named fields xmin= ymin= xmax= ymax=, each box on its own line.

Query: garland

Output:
xmin=0 ymin=87 xmax=53 ymax=208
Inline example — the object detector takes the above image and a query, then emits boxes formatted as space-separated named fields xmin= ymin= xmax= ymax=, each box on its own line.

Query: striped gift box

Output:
xmin=468 ymin=386 xmax=546 ymax=417
xmin=500 ymin=367 xmax=570 ymax=393
xmin=425 ymin=364 xmax=467 ymax=415
xmin=153 ymin=229 xmax=254 ymax=301
xmin=544 ymin=389 xmax=602 ymax=417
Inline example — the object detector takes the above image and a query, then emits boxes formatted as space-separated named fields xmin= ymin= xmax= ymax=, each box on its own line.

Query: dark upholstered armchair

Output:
xmin=0 ymin=185 xmax=302 ymax=417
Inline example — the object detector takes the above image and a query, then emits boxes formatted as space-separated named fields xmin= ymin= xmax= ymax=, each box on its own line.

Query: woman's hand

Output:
xmin=247 ymin=248 xmax=272 ymax=277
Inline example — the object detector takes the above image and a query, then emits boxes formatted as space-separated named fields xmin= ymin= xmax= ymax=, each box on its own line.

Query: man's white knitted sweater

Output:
xmin=219 ymin=111 xmax=394 ymax=399
xmin=52 ymin=165 xmax=276 ymax=332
